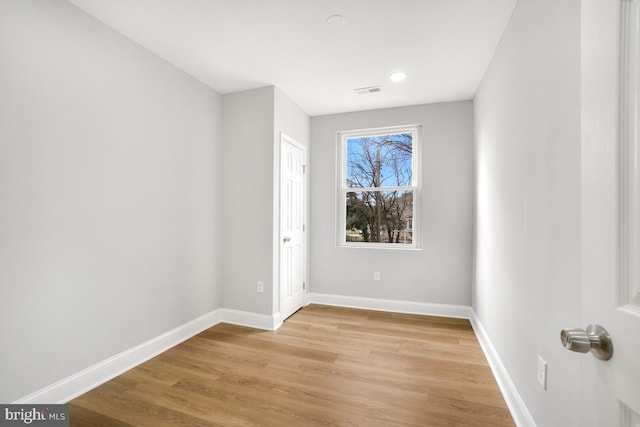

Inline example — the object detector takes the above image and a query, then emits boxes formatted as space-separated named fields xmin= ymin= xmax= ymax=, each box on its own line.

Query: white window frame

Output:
xmin=336 ymin=125 xmax=422 ymax=249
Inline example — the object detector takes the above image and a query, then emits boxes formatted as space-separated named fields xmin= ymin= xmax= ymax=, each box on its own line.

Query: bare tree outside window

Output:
xmin=343 ymin=132 xmax=415 ymax=245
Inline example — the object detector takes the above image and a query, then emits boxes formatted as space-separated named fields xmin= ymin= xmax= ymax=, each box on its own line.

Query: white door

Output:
xmin=580 ymin=0 xmax=640 ymax=425
xmin=280 ymin=134 xmax=306 ymax=321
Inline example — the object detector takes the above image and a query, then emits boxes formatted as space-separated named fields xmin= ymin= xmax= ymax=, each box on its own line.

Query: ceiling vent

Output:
xmin=354 ymin=86 xmax=381 ymax=95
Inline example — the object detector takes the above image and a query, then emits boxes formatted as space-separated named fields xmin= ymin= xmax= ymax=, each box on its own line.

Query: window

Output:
xmin=337 ymin=125 xmax=421 ymax=248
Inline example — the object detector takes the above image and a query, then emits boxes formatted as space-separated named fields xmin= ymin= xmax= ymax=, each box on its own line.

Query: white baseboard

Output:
xmin=307 ymin=293 xmax=534 ymax=426
xmin=306 ymin=292 xmax=473 ymax=319
xmin=469 ymin=311 xmax=537 ymax=427
xmin=14 ymin=309 xmax=223 ymax=404
xmin=218 ymin=308 xmax=281 ymax=331
xmin=13 ymin=307 xmax=284 ymax=404
xmin=13 ymin=298 xmax=533 ymax=427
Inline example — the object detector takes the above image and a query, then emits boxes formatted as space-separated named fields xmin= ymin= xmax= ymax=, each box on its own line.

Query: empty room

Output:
xmin=1 ymin=0 xmax=639 ymax=426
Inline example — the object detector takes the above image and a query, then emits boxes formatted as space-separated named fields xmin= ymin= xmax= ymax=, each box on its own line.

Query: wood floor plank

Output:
xmin=69 ymin=405 xmax=135 ymax=427
xmin=70 ymin=304 xmax=514 ymax=426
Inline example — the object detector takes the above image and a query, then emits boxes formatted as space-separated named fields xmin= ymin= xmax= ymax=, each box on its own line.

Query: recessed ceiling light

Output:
xmin=326 ymin=15 xmax=346 ymax=27
xmin=390 ymin=72 xmax=407 ymax=82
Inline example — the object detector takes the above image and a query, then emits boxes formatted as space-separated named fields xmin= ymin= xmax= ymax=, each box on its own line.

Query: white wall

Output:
xmin=0 ymin=0 xmax=223 ymax=403
xmin=222 ymin=87 xmax=310 ymax=316
xmin=220 ymin=87 xmax=274 ymax=314
xmin=310 ymin=102 xmax=474 ymax=305
xmin=473 ymin=0 xmax=582 ymax=425
xmin=274 ymin=88 xmax=311 ymax=153
xmin=222 ymin=87 xmax=275 ymax=315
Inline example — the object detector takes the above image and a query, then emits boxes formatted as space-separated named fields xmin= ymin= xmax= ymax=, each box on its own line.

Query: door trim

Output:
xmin=619 ymin=0 xmax=640 ymax=309
xmin=617 ymin=1 xmax=640 ymax=421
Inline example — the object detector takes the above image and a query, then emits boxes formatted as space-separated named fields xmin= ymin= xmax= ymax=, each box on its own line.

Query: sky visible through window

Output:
xmin=346 ymin=133 xmax=412 ymax=188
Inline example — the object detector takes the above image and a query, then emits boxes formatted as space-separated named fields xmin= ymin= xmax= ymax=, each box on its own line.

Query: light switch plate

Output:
xmin=537 ymin=355 xmax=547 ymax=390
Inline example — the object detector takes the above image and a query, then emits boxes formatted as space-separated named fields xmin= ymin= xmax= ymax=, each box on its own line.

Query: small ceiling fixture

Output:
xmin=390 ymin=72 xmax=407 ymax=82
xmin=354 ymin=86 xmax=381 ymax=95
xmin=326 ymin=15 xmax=346 ymax=27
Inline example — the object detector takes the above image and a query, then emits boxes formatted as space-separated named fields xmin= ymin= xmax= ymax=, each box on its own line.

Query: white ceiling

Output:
xmin=66 ymin=0 xmax=517 ymax=116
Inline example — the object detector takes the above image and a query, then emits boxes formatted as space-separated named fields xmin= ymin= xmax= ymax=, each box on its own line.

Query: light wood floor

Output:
xmin=69 ymin=305 xmax=514 ymax=426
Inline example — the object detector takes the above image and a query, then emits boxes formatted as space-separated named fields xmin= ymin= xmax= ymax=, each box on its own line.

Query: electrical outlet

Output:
xmin=257 ymin=281 xmax=264 ymax=293
xmin=373 ymin=271 xmax=381 ymax=281
xmin=537 ymin=356 xmax=547 ymax=390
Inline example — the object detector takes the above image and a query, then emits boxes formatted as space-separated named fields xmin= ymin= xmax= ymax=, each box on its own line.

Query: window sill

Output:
xmin=337 ymin=243 xmax=422 ymax=251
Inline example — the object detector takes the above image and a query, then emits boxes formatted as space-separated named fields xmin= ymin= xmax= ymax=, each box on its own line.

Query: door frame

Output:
xmin=275 ymin=132 xmax=308 ymax=326
xmin=615 ymin=0 xmax=640 ymax=419
xmin=619 ymin=0 xmax=640 ymax=311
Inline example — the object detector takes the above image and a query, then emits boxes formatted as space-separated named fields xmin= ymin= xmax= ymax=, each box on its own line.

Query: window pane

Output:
xmin=346 ymin=133 xmax=413 ymax=188
xmin=345 ymin=190 xmax=413 ymax=244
